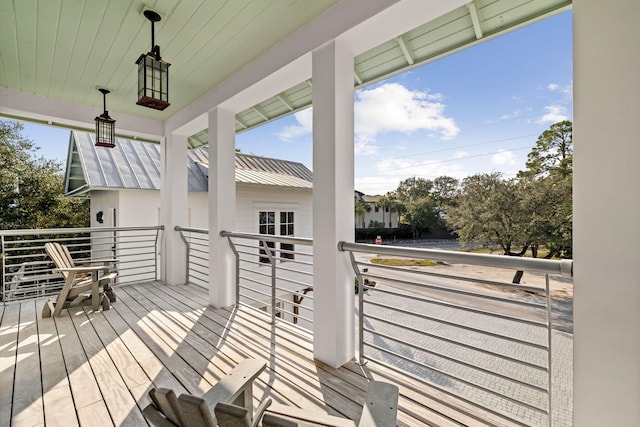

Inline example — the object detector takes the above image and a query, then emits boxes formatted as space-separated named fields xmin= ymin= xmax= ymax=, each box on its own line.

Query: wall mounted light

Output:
xmin=95 ymin=88 xmax=116 ymax=148
xmin=136 ymin=10 xmax=170 ymax=111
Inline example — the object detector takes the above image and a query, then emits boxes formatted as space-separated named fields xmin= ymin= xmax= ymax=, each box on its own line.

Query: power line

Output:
xmin=383 ymin=133 xmax=538 ymax=161
xmin=357 ymin=146 xmax=531 ymax=178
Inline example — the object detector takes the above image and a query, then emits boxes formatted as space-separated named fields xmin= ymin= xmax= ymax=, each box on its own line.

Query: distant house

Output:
xmin=354 ymin=191 xmax=400 ymax=229
xmin=63 ymin=131 xmax=313 ymax=238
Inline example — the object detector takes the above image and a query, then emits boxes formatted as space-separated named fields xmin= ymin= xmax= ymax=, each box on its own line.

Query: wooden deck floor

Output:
xmin=0 ymin=281 xmax=503 ymax=427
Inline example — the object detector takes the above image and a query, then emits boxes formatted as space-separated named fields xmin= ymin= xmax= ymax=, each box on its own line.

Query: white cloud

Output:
xmin=355 ymin=83 xmax=459 ymax=150
xmin=548 ymin=83 xmax=560 ymax=91
xmin=277 ymin=83 xmax=460 ymax=152
xmin=537 ymin=105 xmax=569 ymax=123
xmin=491 ymin=149 xmax=517 ymax=166
xmin=277 ymin=108 xmax=312 ymax=141
xmin=453 ymin=150 xmax=469 ymax=159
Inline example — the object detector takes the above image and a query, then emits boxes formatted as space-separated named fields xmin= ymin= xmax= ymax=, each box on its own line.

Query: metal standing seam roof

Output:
xmin=63 ymin=132 xmax=313 ymax=195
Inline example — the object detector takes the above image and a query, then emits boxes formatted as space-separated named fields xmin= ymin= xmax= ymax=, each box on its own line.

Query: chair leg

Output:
xmin=105 ymin=287 xmax=116 ymax=303
xmin=101 ymin=295 xmax=111 ymax=311
xmin=42 ymin=299 xmax=54 ymax=318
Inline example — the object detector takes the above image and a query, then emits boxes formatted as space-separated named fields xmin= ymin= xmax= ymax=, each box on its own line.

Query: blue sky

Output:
xmin=21 ymin=10 xmax=572 ymax=196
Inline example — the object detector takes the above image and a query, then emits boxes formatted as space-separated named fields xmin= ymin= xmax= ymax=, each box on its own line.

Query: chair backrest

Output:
xmin=177 ymin=394 xmax=217 ymax=427
xmin=45 ymin=242 xmax=75 ymax=280
xmin=148 ymin=388 xmax=186 ymax=426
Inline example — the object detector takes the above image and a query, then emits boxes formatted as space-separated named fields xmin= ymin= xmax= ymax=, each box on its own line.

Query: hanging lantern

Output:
xmin=136 ymin=10 xmax=170 ymax=111
xmin=95 ymin=88 xmax=116 ymax=148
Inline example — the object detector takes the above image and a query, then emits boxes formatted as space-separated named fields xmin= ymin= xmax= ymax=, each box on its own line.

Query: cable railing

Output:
xmin=221 ymin=231 xmax=314 ymax=330
xmin=338 ymin=241 xmax=573 ymax=427
xmin=176 ymin=226 xmax=210 ymax=288
xmin=1 ymin=226 xmax=163 ymax=302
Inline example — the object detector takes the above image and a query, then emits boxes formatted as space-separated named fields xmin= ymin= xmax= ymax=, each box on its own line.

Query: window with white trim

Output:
xmin=258 ymin=210 xmax=295 ymax=263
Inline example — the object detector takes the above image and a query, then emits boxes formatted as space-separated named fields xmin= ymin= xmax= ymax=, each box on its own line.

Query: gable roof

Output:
xmin=63 ymin=132 xmax=312 ymax=196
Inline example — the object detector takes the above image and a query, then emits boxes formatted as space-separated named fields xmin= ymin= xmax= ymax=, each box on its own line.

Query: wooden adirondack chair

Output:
xmin=142 ymin=358 xmax=267 ymax=427
xmin=42 ymin=242 xmax=118 ymax=318
xmin=255 ymin=381 xmax=399 ymax=427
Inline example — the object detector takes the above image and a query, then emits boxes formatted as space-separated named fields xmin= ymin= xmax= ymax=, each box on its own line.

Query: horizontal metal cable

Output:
xmin=364 ymin=342 xmax=548 ymax=415
xmin=364 ymin=299 xmax=548 ymax=350
xmin=369 ymin=285 xmax=548 ymax=328
xmin=364 ymin=312 xmax=548 ymax=371
xmin=367 ymin=356 xmax=534 ymax=427
xmin=363 ymin=326 xmax=548 ymax=392
xmin=359 ymin=266 xmax=547 ymax=307
xmin=357 ymin=259 xmax=546 ymax=293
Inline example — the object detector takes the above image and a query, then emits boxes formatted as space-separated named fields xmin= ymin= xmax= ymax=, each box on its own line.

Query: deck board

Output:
xmin=3 ymin=281 xmax=502 ymax=427
xmin=13 ymin=301 xmax=45 ymax=426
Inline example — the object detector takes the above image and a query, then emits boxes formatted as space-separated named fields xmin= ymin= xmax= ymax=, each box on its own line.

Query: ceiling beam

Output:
xmin=467 ymin=1 xmax=484 ymax=40
xmin=236 ymin=118 xmax=248 ymax=129
xmin=396 ymin=34 xmax=415 ymax=65
xmin=354 ymin=70 xmax=363 ymax=85
xmin=252 ymin=106 xmax=269 ymax=121
xmin=276 ymin=94 xmax=294 ymax=111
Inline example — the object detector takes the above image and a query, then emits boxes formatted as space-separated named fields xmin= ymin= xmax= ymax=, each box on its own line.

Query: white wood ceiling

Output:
xmin=0 ymin=0 xmax=340 ymax=121
xmin=0 ymin=0 xmax=571 ymax=144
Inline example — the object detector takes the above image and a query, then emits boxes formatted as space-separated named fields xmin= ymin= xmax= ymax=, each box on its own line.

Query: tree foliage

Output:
xmin=0 ymin=120 xmax=89 ymax=230
xmin=354 ymin=199 xmax=370 ymax=228
xmin=394 ymin=177 xmax=433 ymax=203
xmin=519 ymin=120 xmax=573 ymax=178
xmin=447 ymin=173 xmax=532 ymax=255
xmin=402 ymin=197 xmax=439 ymax=238
xmin=444 ymin=121 xmax=573 ymax=282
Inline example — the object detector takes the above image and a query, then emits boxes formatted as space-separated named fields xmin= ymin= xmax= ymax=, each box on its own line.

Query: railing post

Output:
xmin=260 ymin=240 xmax=277 ymax=324
xmin=546 ymin=273 xmax=553 ymax=427
xmin=176 ymin=227 xmax=190 ymax=285
xmin=221 ymin=234 xmax=241 ymax=306
xmin=1 ymin=235 xmax=5 ymax=297
xmin=348 ymin=251 xmax=366 ymax=365
xmin=154 ymin=229 xmax=161 ymax=280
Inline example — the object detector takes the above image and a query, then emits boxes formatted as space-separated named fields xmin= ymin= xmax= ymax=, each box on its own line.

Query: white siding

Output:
xmin=235 ymin=186 xmax=313 ymax=237
xmin=90 ymin=187 xmax=312 ymax=236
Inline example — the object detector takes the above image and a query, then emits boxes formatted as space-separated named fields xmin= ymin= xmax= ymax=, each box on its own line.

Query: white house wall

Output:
xmin=89 ymin=187 xmax=312 ymax=235
xmin=360 ymin=206 xmax=400 ymax=229
xmin=235 ymin=186 xmax=313 ymax=237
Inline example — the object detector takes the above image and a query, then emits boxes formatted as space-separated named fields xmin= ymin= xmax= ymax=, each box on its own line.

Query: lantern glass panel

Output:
xmin=136 ymin=54 xmax=170 ymax=110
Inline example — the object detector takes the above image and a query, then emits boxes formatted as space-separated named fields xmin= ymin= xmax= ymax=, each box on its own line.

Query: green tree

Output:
xmin=518 ymin=120 xmax=573 ymax=257
xmin=519 ymin=120 xmax=573 ymax=178
xmin=403 ymin=197 xmax=438 ymax=238
xmin=354 ymin=199 xmax=370 ymax=228
xmin=430 ymin=175 xmax=459 ymax=229
xmin=0 ymin=120 xmax=89 ymax=230
xmin=395 ymin=177 xmax=433 ymax=203
xmin=447 ymin=173 xmax=532 ymax=256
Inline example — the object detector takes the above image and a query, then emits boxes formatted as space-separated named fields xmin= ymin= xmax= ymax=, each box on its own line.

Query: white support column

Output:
xmin=312 ymin=39 xmax=355 ymax=368
xmin=160 ymin=134 xmax=189 ymax=284
xmin=208 ymin=107 xmax=237 ymax=307
xmin=574 ymin=1 xmax=640 ymax=425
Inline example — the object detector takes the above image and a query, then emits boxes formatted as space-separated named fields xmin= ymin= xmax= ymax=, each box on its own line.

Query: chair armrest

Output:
xmin=357 ymin=381 xmax=398 ymax=427
xmin=214 ymin=398 xmax=273 ymax=427
xmin=265 ymin=403 xmax=356 ymax=427
xmin=53 ymin=265 xmax=110 ymax=273
xmin=201 ymin=358 xmax=266 ymax=414
xmin=81 ymin=258 xmax=119 ymax=265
